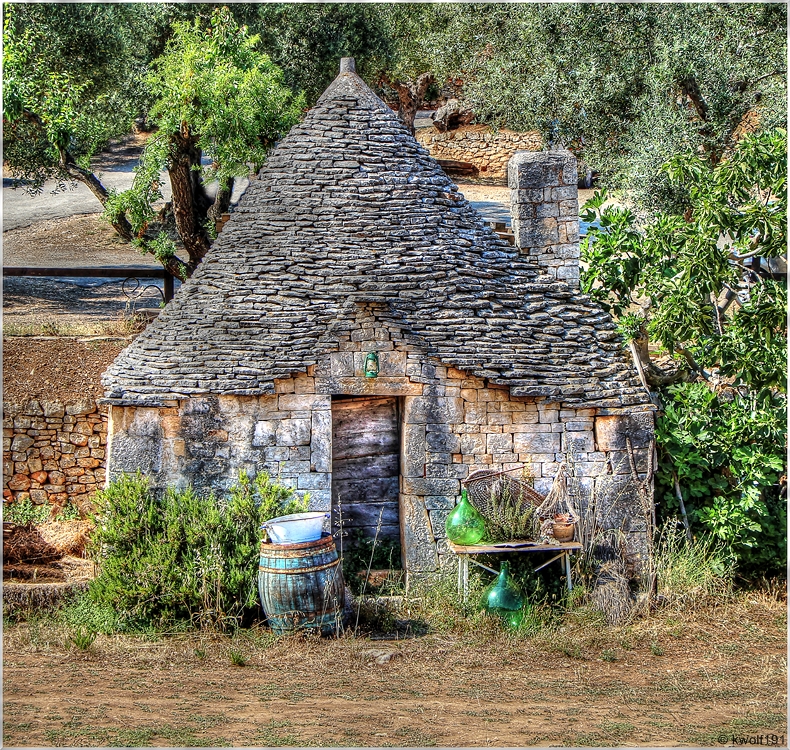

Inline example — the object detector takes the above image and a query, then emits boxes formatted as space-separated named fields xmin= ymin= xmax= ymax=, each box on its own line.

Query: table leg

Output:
xmin=463 ymin=557 xmax=469 ymax=602
xmin=564 ymin=552 xmax=572 ymax=591
xmin=457 ymin=555 xmax=462 ymax=598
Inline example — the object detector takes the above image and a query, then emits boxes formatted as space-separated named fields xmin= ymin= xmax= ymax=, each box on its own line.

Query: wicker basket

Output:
xmin=463 ymin=468 xmax=545 ymax=526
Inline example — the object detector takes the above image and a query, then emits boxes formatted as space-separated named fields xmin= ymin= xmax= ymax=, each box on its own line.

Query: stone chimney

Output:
xmin=508 ymin=150 xmax=580 ymax=286
xmin=339 ymin=57 xmax=356 ymax=73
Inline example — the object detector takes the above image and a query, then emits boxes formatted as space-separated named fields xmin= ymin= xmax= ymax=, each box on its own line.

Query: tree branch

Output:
xmin=58 ymin=147 xmax=134 ymax=241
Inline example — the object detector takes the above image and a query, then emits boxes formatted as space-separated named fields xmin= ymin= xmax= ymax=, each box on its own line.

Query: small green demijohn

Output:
xmin=444 ymin=489 xmax=486 ymax=545
xmin=481 ymin=561 xmax=524 ymax=622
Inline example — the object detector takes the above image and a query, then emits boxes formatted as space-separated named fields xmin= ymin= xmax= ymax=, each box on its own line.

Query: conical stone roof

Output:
xmin=102 ymin=63 xmax=648 ymax=409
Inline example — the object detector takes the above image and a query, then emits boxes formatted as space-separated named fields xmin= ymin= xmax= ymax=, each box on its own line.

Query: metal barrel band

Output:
xmin=258 ymin=558 xmax=340 ymax=575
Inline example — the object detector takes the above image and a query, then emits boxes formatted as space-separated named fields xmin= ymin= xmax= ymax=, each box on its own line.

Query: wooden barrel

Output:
xmin=258 ymin=533 xmax=345 ymax=636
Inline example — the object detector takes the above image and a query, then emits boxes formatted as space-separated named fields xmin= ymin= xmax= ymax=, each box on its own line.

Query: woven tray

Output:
xmin=462 ymin=468 xmax=545 ymax=522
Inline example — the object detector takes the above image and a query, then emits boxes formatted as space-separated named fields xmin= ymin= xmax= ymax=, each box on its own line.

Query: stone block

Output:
xmin=278 ymin=394 xmax=330 ymax=411
xmin=428 ymin=509 xmax=451 ymax=537
xmin=595 ymin=412 xmax=654 ymax=451
xmin=11 ymin=435 xmax=34 ymax=452
xmin=463 ymin=403 xmax=487 ymax=425
xmin=425 ymin=495 xmax=456 ymax=510
xmin=297 ymin=472 xmax=330 ymax=490
xmin=315 ymin=377 xmax=422 ymax=396
xmin=513 ymin=432 xmax=560 ymax=454
xmin=486 ymin=433 xmax=513 ymax=453
xmin=515 ymin=218 xmax=559 ymax=249
xmin=42 ymin=402 xmax=65 ymax=418
xmin=29 ymin=489 xmax=48 ymax=504
xmin=378 ymin=350 xmax=408 ymax=377
xmin=310 ymin=410 xmax=332 ymax=472
xmin=65 ymin=399 xmax=96 ymax=416
xmin=23 ymin=401 xmax=43 ymax=416
xmin=252 ymin=420 xmax=277 ymax=447
xmin=401 ymin=495 xmax=439 ymax=572
xmin=403 ymin=396 xmax=464 ymax=425
xmin=274 ymin=379 xmax=295 ymax=394
xmin=460 ymin=433 xmax=485 ymax=455
xmin=306 ymin=490 xmax=332 ymax=512
xmin=402 ymin=423 xmax=426 ymax=478
xmin=426 ymin=431 xmax=460 ymax=453
xmin=107 ymin=409 xmax=163 ymax=477
xmin=293 ymin=376 xmax=315 ymax=394
xmin=562 ymin=431 xmax=595 ymax=453
xmin=276 ymin=419 xmax=311 ymax=447
xmin=7 ymin=474 xmax=31 ymax=491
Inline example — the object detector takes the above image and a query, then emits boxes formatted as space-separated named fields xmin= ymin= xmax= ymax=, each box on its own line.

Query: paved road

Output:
xmin=2 ymin=137 xmax=249 ymax=232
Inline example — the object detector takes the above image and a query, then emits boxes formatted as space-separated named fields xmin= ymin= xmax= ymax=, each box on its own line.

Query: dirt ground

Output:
xmin=2 ymin=594 xmax=786 ymax=748
xmin=2 ymin=337 xmax=126 ymax=405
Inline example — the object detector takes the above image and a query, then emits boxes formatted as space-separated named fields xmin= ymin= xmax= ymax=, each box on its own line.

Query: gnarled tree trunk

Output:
xmin=167 ymin=132 xmax=212 ymax=272
xmin=385 ymin=72 xmax=435 ymax=135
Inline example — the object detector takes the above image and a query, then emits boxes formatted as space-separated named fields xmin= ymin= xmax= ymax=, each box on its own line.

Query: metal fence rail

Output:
xmin=3 ymin=266 xmax=175 ymax=302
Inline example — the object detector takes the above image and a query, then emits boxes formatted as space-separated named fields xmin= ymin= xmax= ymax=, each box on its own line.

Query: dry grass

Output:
xmin=3 ymin=589 xmax=785 ymax=747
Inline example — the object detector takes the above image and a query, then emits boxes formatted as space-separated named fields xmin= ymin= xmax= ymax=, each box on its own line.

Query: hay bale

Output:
xmin=2 ymin=524 xmax=59 ymax=564
xmin=3 ymin=580 xmax=89 ymax=615
xmin=37 ymin=520 xmax=93 ymax=558
xmin=3 ymin=555 xmax=95 ymax=616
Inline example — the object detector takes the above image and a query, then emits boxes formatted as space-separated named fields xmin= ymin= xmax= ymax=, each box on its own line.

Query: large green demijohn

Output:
xmin=445 ymin=489 xmax=486 ymax=545
xmin=481 ymin=561 xmax=524 ymax=626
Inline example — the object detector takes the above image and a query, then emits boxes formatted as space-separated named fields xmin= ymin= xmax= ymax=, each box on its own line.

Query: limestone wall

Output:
xmin=105 ymin=305 xmax=654 ymax=575
xmin=3 ymin=399 xmax=107 ymax=512
xmin=415 ymin=125 xmax=542 ymax=179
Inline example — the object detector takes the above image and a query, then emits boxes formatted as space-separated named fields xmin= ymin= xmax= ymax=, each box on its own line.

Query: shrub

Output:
xmin=87 ymin=470 xmax=307 ymax=631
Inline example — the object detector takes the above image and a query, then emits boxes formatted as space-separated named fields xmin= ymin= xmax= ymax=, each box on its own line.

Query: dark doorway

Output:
xmin=331 ymin=395 xmax=402 ymax=568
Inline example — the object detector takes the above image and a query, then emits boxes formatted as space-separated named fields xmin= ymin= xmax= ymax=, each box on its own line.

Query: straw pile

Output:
xmin=2 ymin=520 xmax=93 ymax=564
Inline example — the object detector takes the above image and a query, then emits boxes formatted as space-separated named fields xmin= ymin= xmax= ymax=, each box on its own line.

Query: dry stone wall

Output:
xmin=415 ymin=124 xmax=542 ymax=179
xmin=3 ymin=399 xmax=107 ymax=512
xmin=106 ymin=305 xmax=654 ymax=576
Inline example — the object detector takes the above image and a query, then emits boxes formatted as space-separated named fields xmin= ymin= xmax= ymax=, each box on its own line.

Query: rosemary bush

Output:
xmin=483 ymin=484 xmax=540 ymax=542
xmin=88 ymin=471 xmax=307 ymax=631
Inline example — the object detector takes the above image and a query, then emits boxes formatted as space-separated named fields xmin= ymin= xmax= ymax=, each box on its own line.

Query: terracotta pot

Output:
xmin=552 ymin=522 xmax=575 ymax=543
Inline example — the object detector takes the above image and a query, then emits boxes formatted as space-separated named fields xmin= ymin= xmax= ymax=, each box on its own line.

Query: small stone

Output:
xmin=7 ymin=474 xmax=31 ymax=491
xmin=11 ymin=435 xmax=34 ymax=452
xmin=29 ymin=489 xmax=49 ymax=504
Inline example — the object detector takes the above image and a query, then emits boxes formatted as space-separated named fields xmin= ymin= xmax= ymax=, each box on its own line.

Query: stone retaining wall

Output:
xmin=415 ymin=124 xmax=542 ymax=178
xmin=3 ymin=399 xmax=107 ymax=511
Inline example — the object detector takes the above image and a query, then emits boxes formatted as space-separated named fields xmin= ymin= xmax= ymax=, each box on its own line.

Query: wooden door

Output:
xmin=331 ymin=395 xmax=401 ymax=563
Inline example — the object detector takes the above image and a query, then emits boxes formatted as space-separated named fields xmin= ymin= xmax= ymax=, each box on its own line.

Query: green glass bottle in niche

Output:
xmin=481 ymin=561 xmax=524 ymax=618
xmin=445 ymin=489 xmax=486 ymax=545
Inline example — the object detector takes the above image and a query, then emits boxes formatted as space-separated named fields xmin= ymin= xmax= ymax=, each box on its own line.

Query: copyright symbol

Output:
xmin=717 ymin=734 xmax=730 ymax=745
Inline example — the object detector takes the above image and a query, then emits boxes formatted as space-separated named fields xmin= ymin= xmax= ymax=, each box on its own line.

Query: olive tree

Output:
xmin=2 ymin=2 xmax=164 ymax=238
xmin=103 ymin=8 xmax=305 ymax=279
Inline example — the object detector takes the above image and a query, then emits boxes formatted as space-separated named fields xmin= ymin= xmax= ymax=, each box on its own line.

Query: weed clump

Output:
xmin=655 ymin=522 xmax=733 ymax=607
